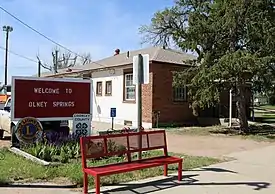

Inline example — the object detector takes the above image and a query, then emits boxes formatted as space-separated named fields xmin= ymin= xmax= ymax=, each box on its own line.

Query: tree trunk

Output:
xmin=236 ymin=85 xmax=249 ymax=133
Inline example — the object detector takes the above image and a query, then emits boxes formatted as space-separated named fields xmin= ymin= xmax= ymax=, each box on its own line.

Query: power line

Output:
xmin=0 ymin=6 xmax=78 ymax=56
xmin=0 ymin=46 xmax=51 ymax=70
xmin=0 ymin=6 xmax=109 ymax=69
xmin=0 ymin=46 xmax=36 ymax=63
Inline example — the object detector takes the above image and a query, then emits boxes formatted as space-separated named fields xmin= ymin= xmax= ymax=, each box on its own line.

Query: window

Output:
xmin=124 ymin=73 xmax=135 ymax=101
xmin=96 ymin=81 xmax=102 ymax=96
xmin=105 ymin=81 xmax=112 ymax=96
xmin=6 ymin=85 xmax=11 ymax=93
xmin=82 ymin=73 xmax=91 ymax=79
xmin=124 ymin=120 xmax=133 ymax=126
xmin=173 ymin=86 xmax=187 ymax=102
xmin=0 ymin=85 xmax=11 ymax=94
xmin=5 ymin=98 xmax=11 ymax=108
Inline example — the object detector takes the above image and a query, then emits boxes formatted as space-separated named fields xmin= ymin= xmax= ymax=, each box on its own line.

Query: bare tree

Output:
xmin=79 ymin=52 xmax=92 ymax=65
xmin=56 ymin=51 xmax=77 ymax=69
xmin=51 ymin=48 xmax=92 ymax=72
xmin=36 ymin=56 xmax=52 ymax=71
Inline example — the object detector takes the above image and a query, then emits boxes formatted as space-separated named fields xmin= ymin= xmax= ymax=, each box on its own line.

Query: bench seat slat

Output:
xmin=85 ymin=156 xmax=182 ymax=176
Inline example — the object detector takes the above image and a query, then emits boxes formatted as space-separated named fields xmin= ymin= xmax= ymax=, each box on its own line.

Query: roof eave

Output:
xmin=150 ymin=60 xmax=193 ymax=67
xmin=44 ymin=59 xmax=194 ymax=77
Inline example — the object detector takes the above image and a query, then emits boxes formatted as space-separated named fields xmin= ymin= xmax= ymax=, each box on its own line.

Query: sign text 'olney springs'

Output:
xmin=12 ymin=77 xmax=91 ymax=120
xmin=28 ymin=87 xmax=75 ymax=108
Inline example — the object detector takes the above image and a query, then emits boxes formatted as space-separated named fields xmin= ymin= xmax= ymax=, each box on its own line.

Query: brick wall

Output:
xmin=123 ymin=67 xmax=153 ymax=124
xmin=150 ymin=62 xmax=196 ymax=126
xmin=141 ymin=71 xmax=153 ymax=123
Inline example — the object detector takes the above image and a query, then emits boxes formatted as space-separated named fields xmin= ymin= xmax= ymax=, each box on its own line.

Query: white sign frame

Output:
xmin=11 ymin=76 xmax=93 ymax=121
xmin=133 ymin=54 xmax=149 ymax=85
xmin=72 ymin=113 xmax=92 ymax=136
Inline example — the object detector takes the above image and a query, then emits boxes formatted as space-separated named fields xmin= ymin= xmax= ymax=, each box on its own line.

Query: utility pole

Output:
xmin=52 ymin=49 xmax=58 ymax=74
xmin=3 ymin=25 xmax=13 ymax=86
xmin=229 ymin=89 xmax=232 ymax=128
xmin=137 ymin=54 xmax=144 ymax=130
xmin=137 ymin=54 xmax=144 ymax=159
xmin=38 ymin=60 xmax=41 ymax=77
xmin=54 ymin=50 xmax=58 ymax=74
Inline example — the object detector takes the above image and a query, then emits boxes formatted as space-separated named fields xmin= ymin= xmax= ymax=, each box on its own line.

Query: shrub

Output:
xmin=21 ymin=133 xmax=127 ymax=163
xmin=107 ymin=139 xmax=127 ymax=153
xmin=21 ymin=131 xmax=80 ymax=163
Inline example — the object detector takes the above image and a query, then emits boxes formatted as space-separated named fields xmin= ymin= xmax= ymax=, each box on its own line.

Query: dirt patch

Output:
xmin=0 ymin=132 xmax=10 ymax=148
xmin=166 ymin=132 xmax=275 ymax=158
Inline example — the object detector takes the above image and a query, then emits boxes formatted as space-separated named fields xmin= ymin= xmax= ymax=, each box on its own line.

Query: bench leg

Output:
xmin=164 ymin=164 xmax=168 ymax=176
xmin=95 ymin=175 xmax=100 ymax=194
xmin=83 ymin=172 xmax=88 ymax=194
xmin=178 ymin=160 xmax=183 ymax=181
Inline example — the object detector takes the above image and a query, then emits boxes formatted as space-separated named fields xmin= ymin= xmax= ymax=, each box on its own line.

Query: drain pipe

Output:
xmin=229 ymin=89 xmax=232 ymax=128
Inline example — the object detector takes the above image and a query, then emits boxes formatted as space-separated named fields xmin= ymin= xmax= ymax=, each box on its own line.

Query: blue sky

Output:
xmin=0 ymin=0 xmax=174 ymax=84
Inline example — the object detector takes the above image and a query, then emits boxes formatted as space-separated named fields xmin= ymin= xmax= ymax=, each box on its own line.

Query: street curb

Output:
xmin=0 ymin=182 xmax=78 ymax=188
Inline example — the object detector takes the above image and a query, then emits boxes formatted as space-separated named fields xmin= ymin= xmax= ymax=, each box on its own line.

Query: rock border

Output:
xmin=8 ymin=147 xmax=61 ymax=166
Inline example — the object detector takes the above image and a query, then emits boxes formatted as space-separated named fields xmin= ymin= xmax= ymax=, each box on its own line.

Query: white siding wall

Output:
xmin=90 ymin=66 xmax=152 ymax=129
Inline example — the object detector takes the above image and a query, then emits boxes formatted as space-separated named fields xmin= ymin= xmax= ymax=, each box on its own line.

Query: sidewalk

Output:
xmin=84 ymin=145 xmax=275 ymax=194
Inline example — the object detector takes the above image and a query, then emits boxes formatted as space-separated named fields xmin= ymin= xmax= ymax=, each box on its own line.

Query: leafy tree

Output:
xmin=253 ymin=62 xmax=275 ymax=105
xmin=140 ymin=0 xmax=275 ymax=132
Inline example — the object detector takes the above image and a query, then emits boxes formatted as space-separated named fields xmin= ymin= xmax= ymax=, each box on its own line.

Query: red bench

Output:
xmin=80 ymin=130 xmax=183 ymax=194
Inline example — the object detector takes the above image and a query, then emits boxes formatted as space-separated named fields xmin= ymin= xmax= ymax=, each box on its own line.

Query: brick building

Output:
xmin=42 ymin=46 xmax=244 ymax=128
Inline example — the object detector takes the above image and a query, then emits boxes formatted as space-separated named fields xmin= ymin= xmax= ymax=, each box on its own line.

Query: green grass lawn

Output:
xmin=0 ymin=148 xmax=221 ymax=188
xmin=253 ymin=109 xmax=275 ymax=124
xmin=253 ymin=104 xmax=275 ymax=122
xmin=259 ymin=105 xmax=275 ymax=110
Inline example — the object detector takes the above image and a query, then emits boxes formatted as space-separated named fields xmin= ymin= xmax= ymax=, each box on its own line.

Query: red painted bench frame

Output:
xmin=80 ymin=130 xmax=183 ymax=194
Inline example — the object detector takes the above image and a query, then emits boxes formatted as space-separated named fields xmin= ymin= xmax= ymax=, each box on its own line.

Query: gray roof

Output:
xmin=37 ymin=67 xmax=86 ymax=77
xmin=40 ymin=46 xmax=196 ymax=77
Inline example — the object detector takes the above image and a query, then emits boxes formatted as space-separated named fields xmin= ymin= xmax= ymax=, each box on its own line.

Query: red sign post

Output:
xmin=11 ymin=76 xmax=92 ymax=121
